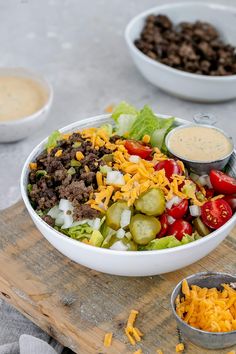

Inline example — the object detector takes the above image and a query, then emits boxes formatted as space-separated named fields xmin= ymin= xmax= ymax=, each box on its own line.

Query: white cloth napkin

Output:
xmin=0 ymin=299 xmax=65 ymax=354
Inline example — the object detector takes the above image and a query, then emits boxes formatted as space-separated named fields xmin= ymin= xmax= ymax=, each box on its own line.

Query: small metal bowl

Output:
xmin=171 ymin=272 xmax=236 ymax=349
xmin=165 ymin=124 xmax=234 ymax=175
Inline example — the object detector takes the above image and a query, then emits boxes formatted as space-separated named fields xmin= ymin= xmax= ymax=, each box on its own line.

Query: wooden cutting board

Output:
xmin=0 ymin=201 xmax=235 ymax=354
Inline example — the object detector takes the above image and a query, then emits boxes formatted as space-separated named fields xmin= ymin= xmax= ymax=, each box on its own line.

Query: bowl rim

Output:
xmin=170 ymin=271 xmax=236 ymax=335
xmin=20 ymin=113 xmax=236 ymax=256
xmin=165 ymin=123 xmax=234 ymax=164
xmin=125 ymin=1 xmax=236 ymax=81
xmin=0 ymin=67 xmax=53 ymax=126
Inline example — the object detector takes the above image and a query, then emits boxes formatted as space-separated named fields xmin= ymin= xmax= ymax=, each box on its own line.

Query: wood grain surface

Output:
xmin=0 ymin=201 xmax=235 ymax=354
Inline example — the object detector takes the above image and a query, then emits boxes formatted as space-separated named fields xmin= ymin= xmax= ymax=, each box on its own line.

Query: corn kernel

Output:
xmin=142 ymin=134 xmax=150 ymax=144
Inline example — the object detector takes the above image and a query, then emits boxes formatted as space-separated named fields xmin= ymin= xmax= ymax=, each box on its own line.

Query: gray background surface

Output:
xmin=1 ymin=0 xmax=236 ymax=210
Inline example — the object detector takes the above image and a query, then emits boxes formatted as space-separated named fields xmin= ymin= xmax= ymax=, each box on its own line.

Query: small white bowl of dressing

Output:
xmin=165 ymin=124 xmax=234 ymax=175
xmin=0 ymin=67 xmax=53 ymax=143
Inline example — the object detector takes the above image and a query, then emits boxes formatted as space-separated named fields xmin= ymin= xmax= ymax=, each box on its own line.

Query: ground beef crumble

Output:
xmin=28 ymin=132 xmax=118 ymax=221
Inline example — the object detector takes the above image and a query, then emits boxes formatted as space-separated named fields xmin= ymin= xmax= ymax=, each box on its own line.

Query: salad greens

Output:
xmin=143 ymin=234 xmax=201 ymax=250
xmin=111 ymin=101 xmax=138 ymax=122
xmin=60 ymin=223 xmax=93 ymax=240
xmin=111 ymin=102 xmax=174 ymax=150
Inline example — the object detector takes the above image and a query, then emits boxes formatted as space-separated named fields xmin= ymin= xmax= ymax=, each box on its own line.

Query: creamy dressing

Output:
xmin=0 ymin=76 xmax=48 ymax=122
xmin=169 ymin=126 xmax=233 ymax=162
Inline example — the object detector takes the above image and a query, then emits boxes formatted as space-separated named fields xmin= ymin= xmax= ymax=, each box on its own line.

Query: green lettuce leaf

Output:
xmin=111 ymin=101 xmax=138 ymax=122
xmin=100 ymin=123 xmax=113 ymax=137
xmin=60 ymin=223 xmax=93 ymax=240
xmin=129 ymin=105 xmax=174 ymax=144
xmin=116 ymin=114 xmax=137 ymax=136
xmin=143 ymin=234 xmax=200 ymax=250
xmin=45 ymin=130 xmax=62 ymax=150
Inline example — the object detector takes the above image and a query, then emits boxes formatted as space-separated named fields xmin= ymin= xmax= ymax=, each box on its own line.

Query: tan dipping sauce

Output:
xmin=0 ymin=76 xmax=48 ymax=122
xmin=169 ymin=126 xmax=232 ymax=162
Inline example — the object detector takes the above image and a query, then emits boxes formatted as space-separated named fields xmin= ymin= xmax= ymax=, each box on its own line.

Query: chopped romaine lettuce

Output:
xmin=116 ymin=114 xmax=137 ymax=137
xmin=129 ymin=105 xmax=174 ymax=143
xmin=90 ymin=230 xmax=104 ymax=247
xmin=45 ymin=130 xmax=62 ymax=150
xmin=111 ymin=101 xmax=138 ymax=122
xmin=60 ymin=223 xmax=93 ymax=240
xmin=143 ymin=234 xmax=200 ymax=250
xmin=100 ymin=123 xmax=113 ymax=137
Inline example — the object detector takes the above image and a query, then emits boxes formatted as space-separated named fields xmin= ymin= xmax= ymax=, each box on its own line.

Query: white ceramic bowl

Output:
xmin=20 ymin=114 xmax=236 ymax=276
xmin=125 ymin=2 xmax=236 ymax=102
xmin=0 ymin=67 xmax=53 ymax=142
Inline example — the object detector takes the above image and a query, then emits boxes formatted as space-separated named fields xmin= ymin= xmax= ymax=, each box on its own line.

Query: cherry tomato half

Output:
xmin=223 ymin=195 xmax=236 ymax=212
xmin=157 ymin=213 xmax=169 ymax=238
xmin=210 ymin=170 xmax=236 ymax=195
xmin=201 ymin=199 xmax=232 ymax=229
xmin=168 ymin=219 xmax=193 ymax=241
xmin=154 ymin=159 xmax=182 ymax=181
xmin=167 ymin=199 xmax=188 ymax=219
xmin=124 ymin=140 xmax=153 ymax=159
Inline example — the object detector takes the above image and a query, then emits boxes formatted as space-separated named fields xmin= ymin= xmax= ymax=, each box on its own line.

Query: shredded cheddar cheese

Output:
xmin=125 ymin=310 xmax=144 ymax=346
xmin=75 ymin=151 xmax=84 ymax=161
xmin=142 ymin=134 xmax=150 ymax=144
xmin=29 ymin=162 xmax=37 ymax=170
xmin=103 ymin=332 xmax=113 ymax=347
xmin=175 ymin=343 xmax=184 ymax=352
xmin=55 ymin=149 xmax=62 ymax=157
xmin=105 ymin=104 xmax=114 ymax=113
xmin=157 ymin=350 xmax=164 ymax=354
xmin=73 ymin=126 xmax=212 ymax=211
xmin=176 ymin=279 xmax=236 ymax=332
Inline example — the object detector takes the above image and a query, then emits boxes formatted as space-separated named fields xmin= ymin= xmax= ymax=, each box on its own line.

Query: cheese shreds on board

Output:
xmin=175 ymin=343 xmax=184 ymax=352
xmin=157 ymin=350 xmax=164 ymax=354
xmin=176 ymin=279 xmax=236 ymax=332
xmin=125 ymin=309 xmax=144 ymax=346
xmin=103 ymin=332 xmax=113 ymax=347
xmin=227 ymin=351 xmax=236 ymax=354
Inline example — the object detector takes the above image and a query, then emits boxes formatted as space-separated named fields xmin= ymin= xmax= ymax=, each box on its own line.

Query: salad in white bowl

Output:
xmin=21 ymin=102 xmax=236 ymax=275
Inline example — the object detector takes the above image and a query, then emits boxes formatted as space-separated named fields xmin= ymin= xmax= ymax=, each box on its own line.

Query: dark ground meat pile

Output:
xmin=28 ymin=132 xmax=115 ymax=223
xmin=134 ymin=14 xmax=236 ymax=76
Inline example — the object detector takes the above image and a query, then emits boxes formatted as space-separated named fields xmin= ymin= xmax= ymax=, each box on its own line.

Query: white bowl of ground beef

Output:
xmin=20 ymin=114 xmax=236 ymax=276
xmin=125 ymin=2 xmax=236 ymax=102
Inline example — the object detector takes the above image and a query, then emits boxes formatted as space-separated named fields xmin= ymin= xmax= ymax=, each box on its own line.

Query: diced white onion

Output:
xmin=198 ymin=175 xmax=208 ymax=186
xmin=167 ymin=215 xmax=176 ymax=225
xmin=61 ymin=212 xmax=73 ymax=229
xmin=206 ymin=176 xmax=213 ymax=189
xmin=190 ymin=172 xmax=200 ymax=182
xmin=92 ymin=218 xmax=101 ymax=230
xmin=166 ymin=196 xmax=182 ymax=210
xmin=129 ymin=155 xmax=140 ymax=163
xmin=59 ymin=199 xmax=73 ymax=212
xmin=55 ymin=212 xmax=65 ymax=226
xmin=189 ymin=205 xmax=201 ymax=217
xmin=106 ymin=171 xmax=125 ymax=185
xmin=120 ymin=209 xmax=131 ymax=228
xmin=47 ymin=205 xmax=60 ymax=219
xmin=110 ymin=240 xmax=128 ymax=251
xmin=116 ymin=228 xmax=126 ymax=239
